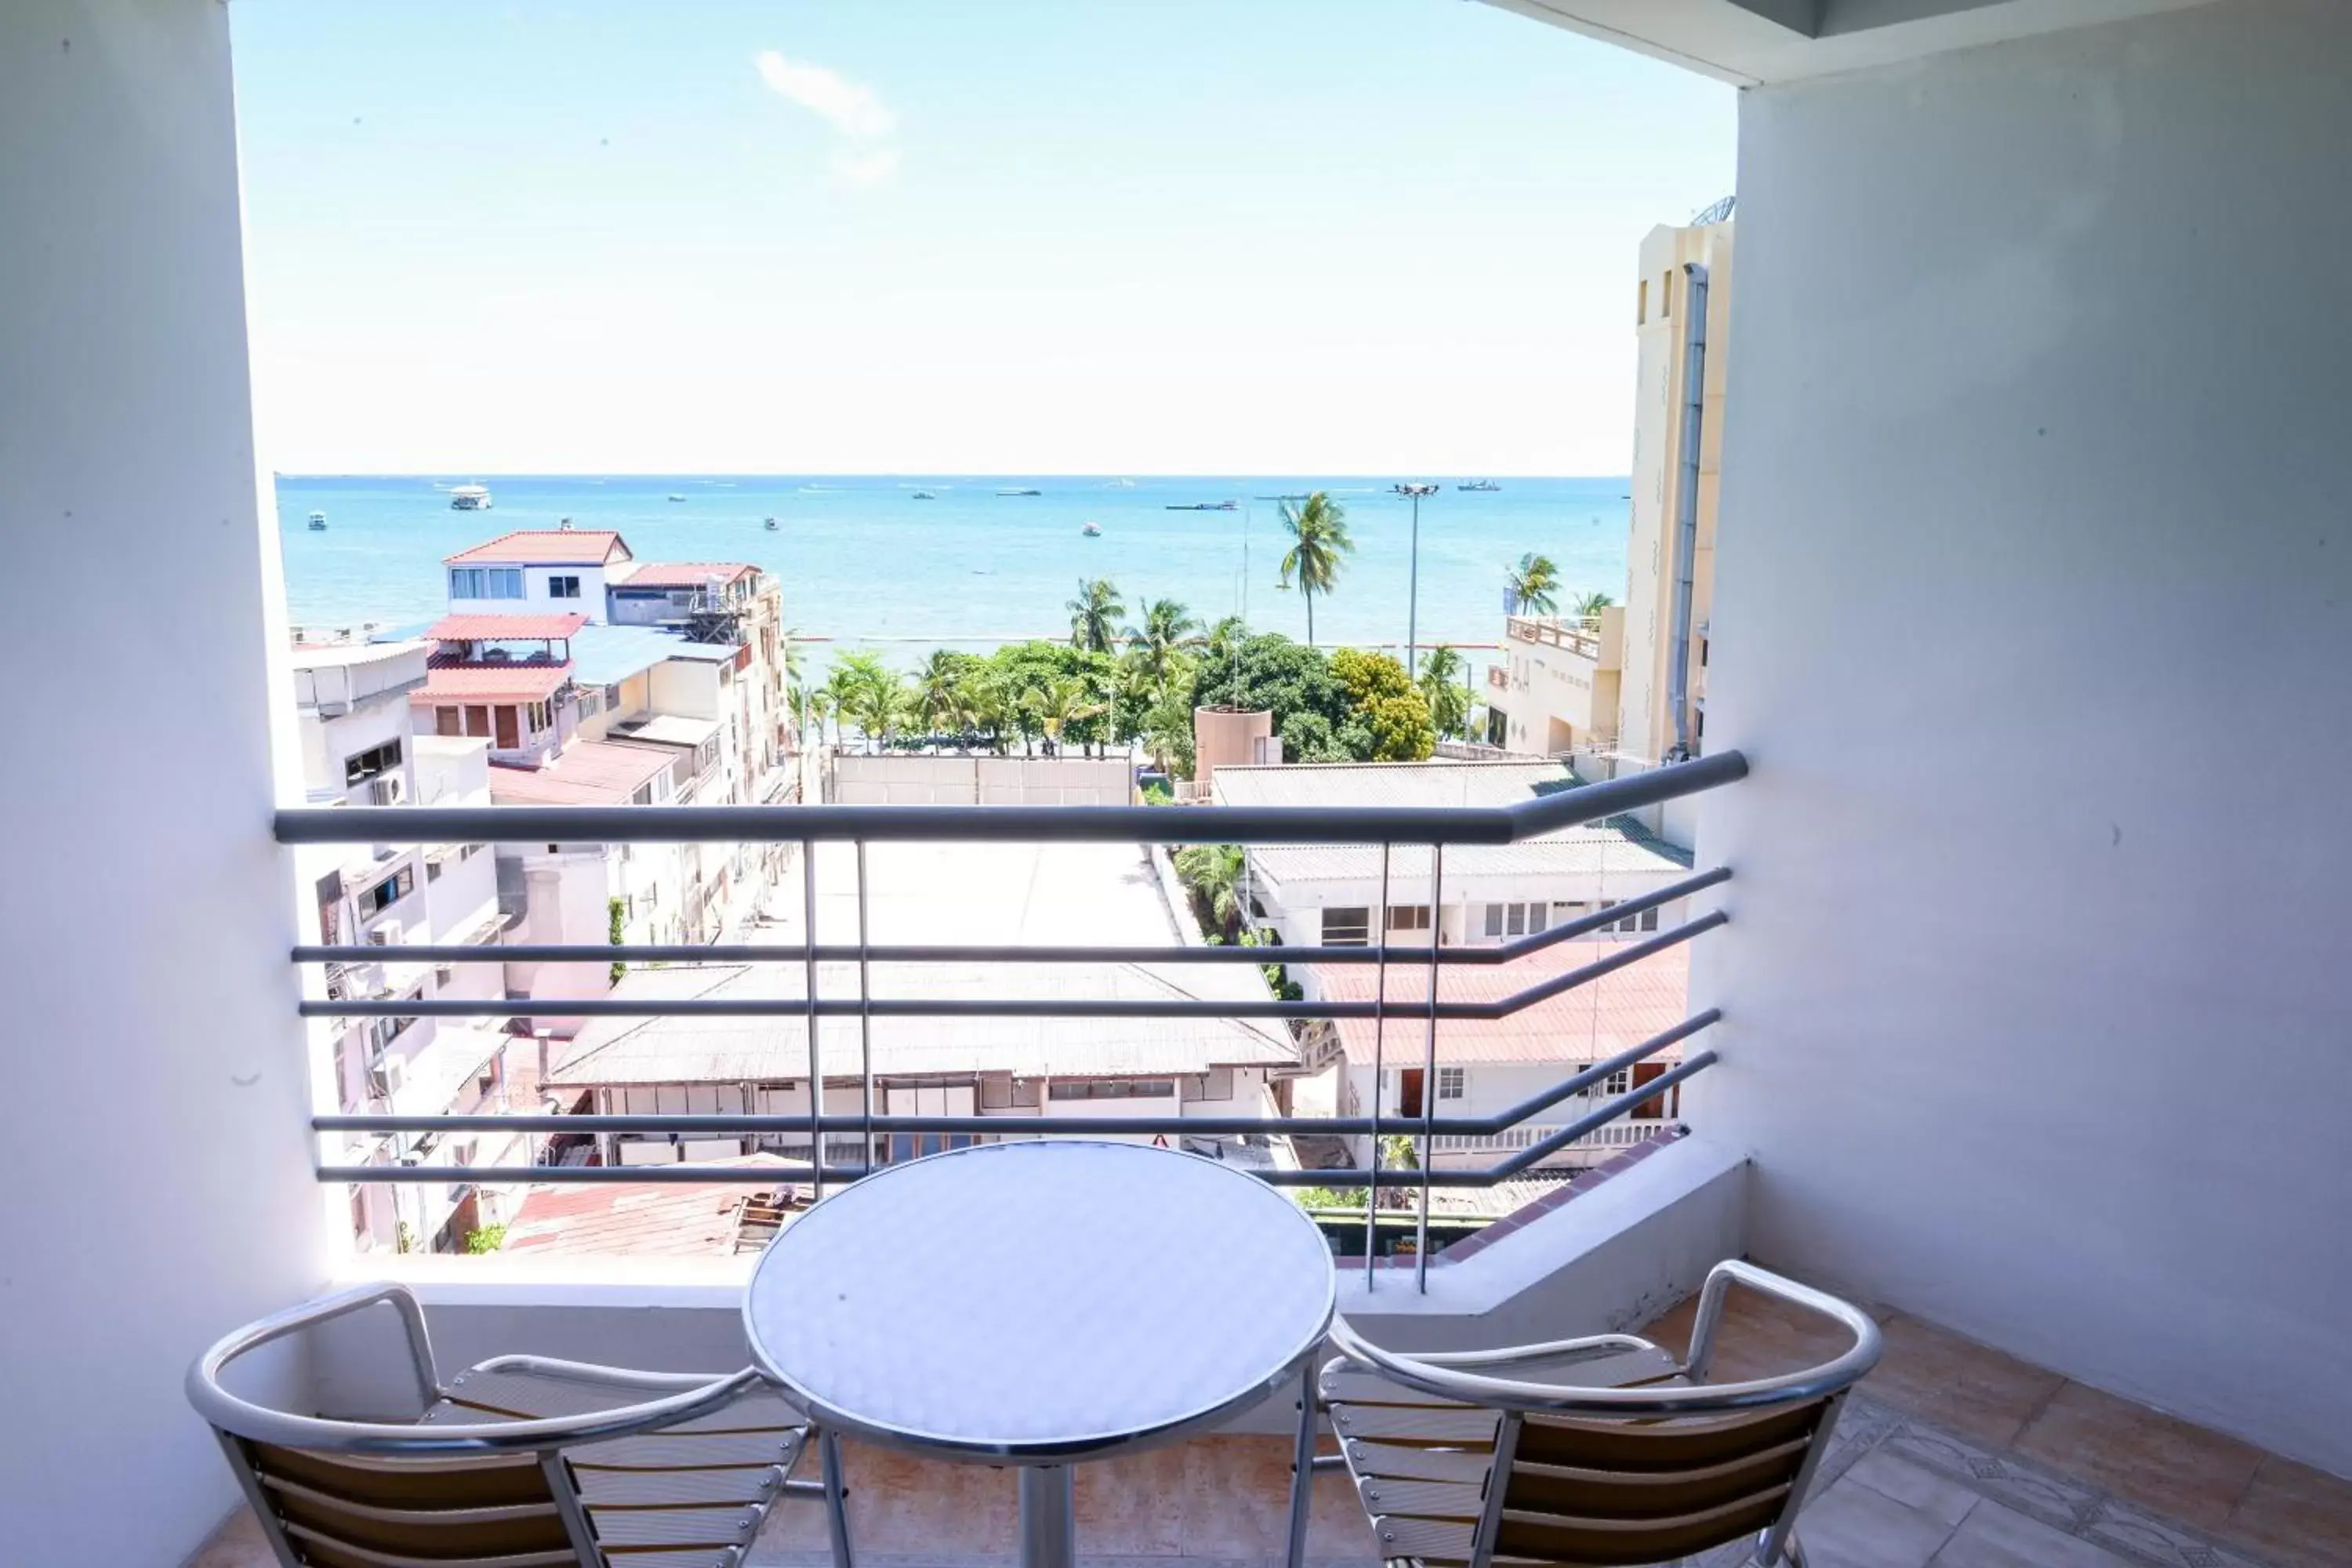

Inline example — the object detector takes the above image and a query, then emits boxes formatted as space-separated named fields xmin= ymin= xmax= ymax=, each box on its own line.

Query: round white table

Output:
xmin=743 ymin=1140 xmax=1338 ymax=1568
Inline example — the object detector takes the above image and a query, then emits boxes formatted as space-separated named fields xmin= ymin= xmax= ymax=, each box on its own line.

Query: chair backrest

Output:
xmin=220 ymin=1439 xmax=580 ymax=1568
xmin=1323 ymin=1261 xmax=1881 ymax=1567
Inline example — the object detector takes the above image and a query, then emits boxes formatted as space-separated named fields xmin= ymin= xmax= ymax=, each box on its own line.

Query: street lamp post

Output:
xmin=1396 ymin=483 xmax=1439 ymax=677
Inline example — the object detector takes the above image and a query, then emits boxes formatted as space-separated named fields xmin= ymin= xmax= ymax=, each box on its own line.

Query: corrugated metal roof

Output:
xmin=445 ymin=529 xmax=630 ymax=565
xmin=610 ymin=714 xmax=721 ymax=749
xmin=503 ymin=1156 xmax=794 ymax=1258
xmin=409 ymin=662 xmax=572 ymax=703
xmin=617 ymin=561 xmax=757 ymax=589
xmin=1311 ymin=939 xmax=1689 ymax=1066
xmin=489 ymin=741 xmax=675 ymax=805
xmin=547 ymin=960 xmax=1299 ymax=1087
xmin=567 ymin=624 xmax=740 ymax=684
xmin=427 ymin=612 xmax=590 ymax=641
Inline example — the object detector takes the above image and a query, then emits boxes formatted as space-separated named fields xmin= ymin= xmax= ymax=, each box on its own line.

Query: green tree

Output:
xmin=1123 ymin=597 xmax=1201 ymax=699
xmin=1022 ymin=672 xmax=1109 ymax=752
xmin=1192 ymin=633 xmax=1349 ymax=739
xmin=833 ymin=650 xmax=904 ymax=753
xmin=1067 ymin=576 xmax=1127 ymax=655
xmin=1508 ymin=553 xmax=1561 ymax=615
xmin=608 ymin=896 xmax=628 ymax=985
xmin=1276 ymin=492 xmax=1354 ymax=645
xmin=1570 ymin=589 xmax=1615 ymax=622
xmin=1355 ymin=691 xmax=1437 ymax=761
xmin=1330 ymin=646 xmax=1415 ymax=709
xmin=1173 ymin=843 xmax=1247 ymax=939
xmin=915 ymin=648 xmax=985 ymax=739
xmin=1417 ymin=644 xmax=1473 ymax=739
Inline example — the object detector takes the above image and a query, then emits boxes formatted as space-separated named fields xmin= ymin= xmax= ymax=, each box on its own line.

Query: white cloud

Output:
xmin=830 ymin=147 xmax=902 ymax=187
xmin=755 ymin=51 xmax=895 ymax=140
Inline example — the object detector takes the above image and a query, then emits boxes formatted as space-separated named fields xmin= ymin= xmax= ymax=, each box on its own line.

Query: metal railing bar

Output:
xmin=294 ymin=862 xmax=1722 ymax=973
xmin=855 ymin=840 xmax=874 ymax=1174
xmin=801 ymin=838 xmax=822 ymax=1202
xmin=1477 ymin=1010 xmax=1721 ymax=1130
xmin=1417 ymin=844 xmax=1444 ymax=1293
xmin=299 ymin=911 xmax=1725 ymax=1023
xmin=1486 ymin=1051 xmax=1717 ymax=1177
xmin=274 ymin=753 xmax=1746 ymax=848
xmin=1364 ymin=844 xmax=1392 ymax=1289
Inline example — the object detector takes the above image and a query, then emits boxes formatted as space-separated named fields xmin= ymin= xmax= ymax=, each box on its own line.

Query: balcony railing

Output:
xmin=1507 ymin=614 xmax=1603 ymax=658
xmin=277 ymin=750 xmax=1746 ymax=1290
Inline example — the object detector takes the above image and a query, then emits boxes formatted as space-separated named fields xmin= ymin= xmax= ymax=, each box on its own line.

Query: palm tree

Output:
xmin=1507 ymin=553 xmax=1561 ymax=615
xmin=1570 ymin=589 xmax=1615 ymax=624
xmin=1067 ymin=577 xmax=1126 ymax=655
xmin=833 ymin=651 xmax=903 ymax=753
xmin=1277 ymin=492 xmax=1353 ymax=645
xmin=1123 ymin=597 xmax=1200 ymax=700
xmin=1417 ymin=644 xmax=1473 ymax=739
xmin=821 ymin=663 xmax=860 ymax=750
xmin=1172 ymin=843 xmax=1247 ymax=939
xmin=1021 ymin=673 xmax=1109 ymax=752
xmin=915 ymin=650 xmax=975 ymax=740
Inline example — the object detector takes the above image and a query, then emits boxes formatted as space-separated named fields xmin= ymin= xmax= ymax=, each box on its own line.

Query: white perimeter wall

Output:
xmin=1688 ymin=0 xmax=2352 ymax=1473
xmin=832 ymin=753 xmax=1135 ymax=806
xmin=0 ymin=1 xmax=328 ymax=1558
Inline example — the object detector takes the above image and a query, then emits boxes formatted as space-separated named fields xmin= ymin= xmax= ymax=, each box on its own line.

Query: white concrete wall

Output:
xmin=831 ymin=753 xmax=1135 ymax=806
xmin=1690 ymin=0 xmax=2352 ymax=1474
xmin=0 ymin=1 xmax=328 ymax=1558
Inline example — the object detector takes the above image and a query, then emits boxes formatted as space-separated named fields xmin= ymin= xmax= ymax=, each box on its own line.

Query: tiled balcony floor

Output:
xmin=193 ymin=1287 xmax=2351 ymax=1568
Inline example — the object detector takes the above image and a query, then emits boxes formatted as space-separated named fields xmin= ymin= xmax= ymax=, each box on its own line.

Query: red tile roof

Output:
xmin=488 ymin=739 xmax=675 ymax=805
xmin=445 ymin=530 xmax=630 ymax=566
xmin=618 ymin=561 xmax=757 ymax=589
xmin=426 ymin=613 xmax=590 ymax=642
xmin=1312 ymin=940 xmax=1689 ymax=1067
xmin=408 ymin=662 xmax=573 ymax=704
xmin=501 ymin=1156 xmax=798 ymax=1259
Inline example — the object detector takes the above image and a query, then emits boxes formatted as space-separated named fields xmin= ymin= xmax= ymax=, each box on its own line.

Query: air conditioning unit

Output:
xmin=367 ymin=920 xmax=403 ymax=947
xmin=368 ymin=774 xmax=405 ymax=806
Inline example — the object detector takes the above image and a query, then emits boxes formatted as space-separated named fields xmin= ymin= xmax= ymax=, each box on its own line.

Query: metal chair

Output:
xmin=1320 ymin=1260 xmax=1882 ymax=1567
xmin=188 ymin=1281 xmax=854 ymax=1568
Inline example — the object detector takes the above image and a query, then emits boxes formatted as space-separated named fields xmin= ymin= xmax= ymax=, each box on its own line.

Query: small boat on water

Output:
xmin=1458 ymin=479 xmax=1501 ymax=492
xmin=1105 ymin=478 xmax=1137 ymax=489
xmin=1254 ymin=494 xmax=1310 ymax=503
xmin=1166 ymin=500 xmax=1238 ymax=512
xmin=667 ymin=493 xmax=688 ymax=503
xmin=1082 ymin=522 xmax=1102 ymax=537
xmin=306 ymin=511 xmax=328 ymax=531
xmin=911 ymin=491 xmax=936 ymax=501
xmin=996 ymin=487 xmax=1043 ymax=497
xmin=448 ymin=484 xmax=492 ymax=511
xmin=764 ymin=517 xmax=779 ymax=531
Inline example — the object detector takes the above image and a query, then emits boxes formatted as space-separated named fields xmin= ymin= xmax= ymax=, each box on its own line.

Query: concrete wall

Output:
xmin=1192 ymin=705 xmax=1274 ymax=787
xmin=1689 ymin=0 xmax=2352 ymax=1474
xmin=0 ymin=1 xmax=330 ymax=1558
xmin=831 ymin=753 xmax=1134 ymax=806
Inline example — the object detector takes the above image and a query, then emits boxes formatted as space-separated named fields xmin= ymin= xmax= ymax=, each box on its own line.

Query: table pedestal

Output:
xmin=1018 ymin=1464 xmax=1076 ymax=1568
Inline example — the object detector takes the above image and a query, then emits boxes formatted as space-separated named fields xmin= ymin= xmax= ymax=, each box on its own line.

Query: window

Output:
xmin=1321 ymin=906 xmax=1370 ymax=946
xmin=1660 ymin=270 xmax=1672 ymax=318
xmin=1436 ymin=1066 xmax=1466 ymax=1102
xmin=1188 ymin=1067 xmax=1235 ymax=1102
xmin=434 ymin=706 xmax=460 ymax=737
xmin=546 ymin=574 xmax=582 ymax=599
xmin=1047 ymin=1079 xmax=1176 ymax=1100
xmin=630 ymin=782 xmax=655 ymax=806
xmin=1386 ymin=905 xmax=1431 ymax=932
xmin=360 ymin=866 xmax=414 ymax=916
xmin=343 ymin=739 xmax=401 ymax=786
xmin=1600 ymin=900 xmax=1661 ymax=935
xmin=463 ymin=705 xmax=491 ymax=738
xmin=1480 ymin=902 xmax=1548 ymax=939
xmin=447 ymin=567 xmax=521 ymax=599
xmin=1600 ymin=1067 xmax=1632 ymax=1098
xmin=1636 ymin=278 xmax=1648 ymax=325
xmin=577 ymin=687 xmax=604 ymax=720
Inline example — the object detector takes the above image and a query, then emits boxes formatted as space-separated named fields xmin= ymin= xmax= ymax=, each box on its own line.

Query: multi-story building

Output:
xmin=289 ymin=639 xmax=523 ymax=1256
xmin=442 ymin=528 xmax=635 ymax=619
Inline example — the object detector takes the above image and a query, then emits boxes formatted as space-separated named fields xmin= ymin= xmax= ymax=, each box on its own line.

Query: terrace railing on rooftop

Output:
xmin=277 ymin=750 xmax=1746 ymax=1290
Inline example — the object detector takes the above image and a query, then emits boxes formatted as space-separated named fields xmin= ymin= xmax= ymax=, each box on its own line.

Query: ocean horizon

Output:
xmin=275 ymin=474 xmax=1632 ymax=676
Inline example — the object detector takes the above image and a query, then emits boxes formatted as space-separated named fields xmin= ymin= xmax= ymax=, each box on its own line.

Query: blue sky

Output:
xmin=230 ymin=1 xmax=1733 ymax=475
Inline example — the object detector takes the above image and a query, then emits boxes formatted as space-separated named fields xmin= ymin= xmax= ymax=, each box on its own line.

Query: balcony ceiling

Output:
xmin=1479 ymin=0 xmax=2225 ymax=84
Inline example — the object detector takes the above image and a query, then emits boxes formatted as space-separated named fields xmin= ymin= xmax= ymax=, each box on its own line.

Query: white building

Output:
xmin=1210 ymin=760 xmax=1692 ymax=953
xmin=442 ymin=528 xmax=636 ymax=619
xmin=288 ymin=641 xmax=521 ymax=1256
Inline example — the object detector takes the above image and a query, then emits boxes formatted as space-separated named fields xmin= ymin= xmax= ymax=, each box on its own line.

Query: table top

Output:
xmin=743 ymin=1140 xmax=1337 ymax=1460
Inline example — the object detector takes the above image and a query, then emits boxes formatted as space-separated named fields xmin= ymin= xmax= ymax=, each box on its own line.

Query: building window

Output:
xmin=1600 ymin=900 xmax=1661 ymax=935
xmin=448 ymin=567 xmax=524 ymax=600
xmin=1436 ymin=1066 xmax=1466 ymax=1102
xmin=1321 ymin=907 xmax=1370 ymax=947
xmin=343 ymin=739 xmax=402 ymax=786
xmin=1637 ymin=278 xmax=1648 ymax=325
xmin=1480 ymin=902 xmax=1548 ymax=939
xmin=1386 ymin=905 xmax=1431 ymax=932
xmin=434 ymin=706 xmax=461 ymax=737
xmin=360 ymin=866 xmax=414 ymax=916
xmin=1600 ymin=1067 xmax=1632 ymax=1098
xmin=1661 ymin=270 xmax=1672 ymax=318
xmin=547 ymin=575 xmax=582 ymax=599
xmin=1188 ymin=1067 xmax=1235 ymax=1102
xmin=1047 ymin=1079 xmax=1176 ymax=1100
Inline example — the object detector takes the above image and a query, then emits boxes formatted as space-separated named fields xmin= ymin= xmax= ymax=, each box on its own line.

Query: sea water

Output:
xmin=274 ymin=474 xmax=1631 ymax=673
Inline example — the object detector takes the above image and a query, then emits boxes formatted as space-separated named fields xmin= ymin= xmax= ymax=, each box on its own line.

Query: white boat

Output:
xmin=306 ymin=511 xmax=327 ymax=531
xmin=764 ymin=517 xmax=779 ymax=531
xmin=448 ymin=485 xmax=492 ymax=511
xmin=1082 ymin=522 xmax=1102 ymax=537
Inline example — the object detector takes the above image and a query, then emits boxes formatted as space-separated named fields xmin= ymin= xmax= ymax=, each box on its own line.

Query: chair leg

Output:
xmin=820 ymin=1428 xmax=854 ymax=1568
xmin=1283 ymin=1359 xmax=1316 ymax=1568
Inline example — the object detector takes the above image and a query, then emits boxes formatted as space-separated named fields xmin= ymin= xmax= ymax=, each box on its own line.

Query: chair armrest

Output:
xmin=1685 ymin=1260 xmax=1878 ymax=1386
xmin=471 ymin=1354 xmax=752 ymax=1392
xmin=1405 ymin=1333 xmax=1662 ymax=1369
xmin=188 ymin=1280 xmax=441 ymax=1426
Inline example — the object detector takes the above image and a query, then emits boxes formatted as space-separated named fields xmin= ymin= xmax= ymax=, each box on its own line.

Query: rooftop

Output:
xmin=608 ymin=713 xmax=722 ymax=750
xmin=1311 ymin=939 xmax=1689 ymax=1066
xmin=424 ymin=612 xmax=591 ymax=642
xmin=487 ymin=739 xmax=674 ymax=805
xmin=615 ymin=561 xmax=757 ymax=590
xmin=568 ymin=622 xmax=742 ymax=684
xmin=444 ymin=529 xmax=631 ymax=567
xmin=502 ymin=1156 xmax=798 ymax=1260
xmin=408 ymin=662 xmax=573 ymax=705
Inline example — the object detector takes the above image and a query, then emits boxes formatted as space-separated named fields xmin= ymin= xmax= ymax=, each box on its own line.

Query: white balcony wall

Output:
xmin=0 ymin=1 xmax=325 ymax=1559
xmin=1689 ymin=0 xmax=2352 ymax=1474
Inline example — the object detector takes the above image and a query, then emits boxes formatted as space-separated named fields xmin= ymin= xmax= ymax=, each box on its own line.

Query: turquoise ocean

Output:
xmin=274 ymin=475 xmax=1630 ymax=677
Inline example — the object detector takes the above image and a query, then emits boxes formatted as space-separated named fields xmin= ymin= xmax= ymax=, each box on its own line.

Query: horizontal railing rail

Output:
xmin=279 ymin=752 xmax=1747 ymax=1292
